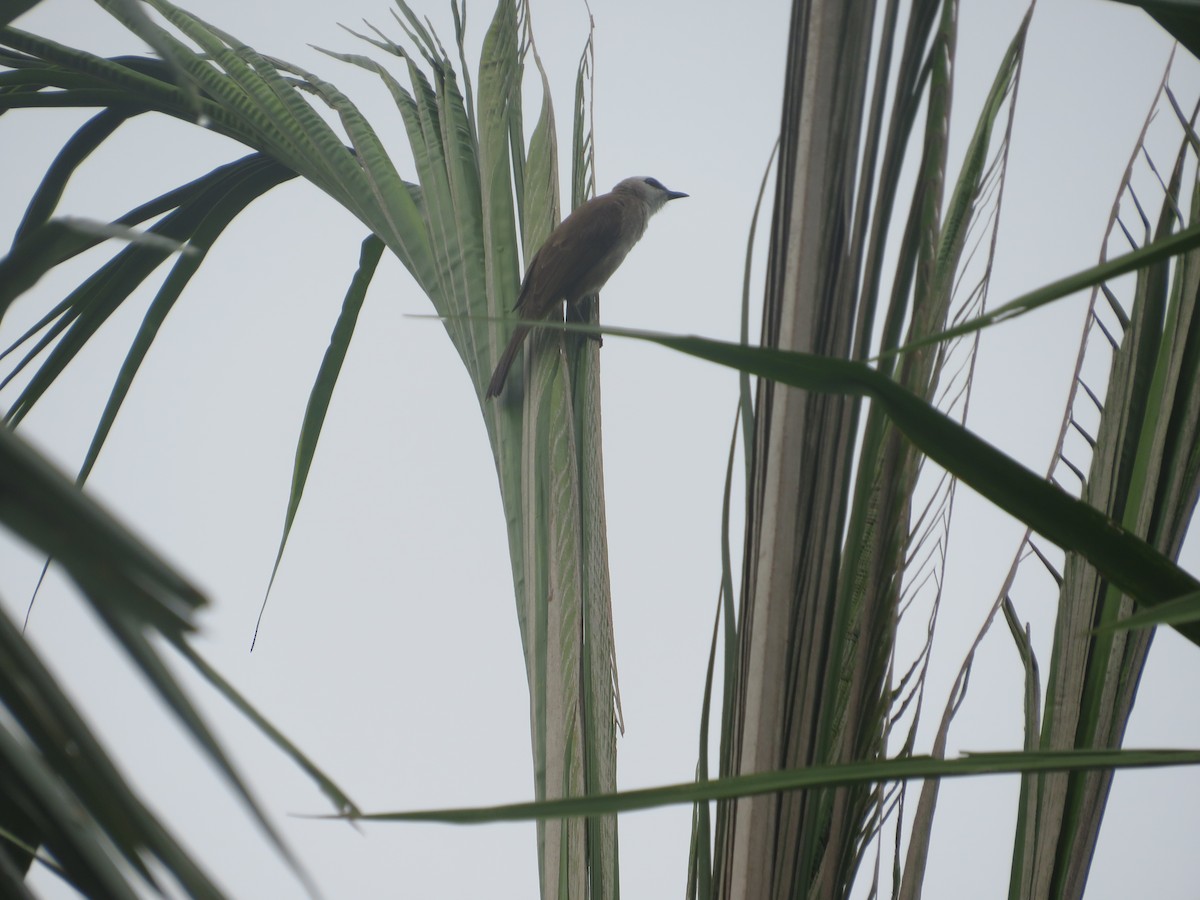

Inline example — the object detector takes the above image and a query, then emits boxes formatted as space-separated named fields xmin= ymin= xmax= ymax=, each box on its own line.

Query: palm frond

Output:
xmin=0 ymin=424 xmax=306 ymax=896
xmin=1007 ymin=71 xmax=1200 ymax=900
xmin=5 ymin=2 xmax=616 ymax=895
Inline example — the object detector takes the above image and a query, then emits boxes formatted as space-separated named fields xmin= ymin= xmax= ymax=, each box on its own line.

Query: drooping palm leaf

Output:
xmin=0 ymin=183 xmax=358 ymax=896
xmin=567 ymin=320 xmax=1200 ymax=631
xmin=346 ymin=746 xmax=1200 ymax=825
xmin=0 ymin=423 xmax=296 ymax=897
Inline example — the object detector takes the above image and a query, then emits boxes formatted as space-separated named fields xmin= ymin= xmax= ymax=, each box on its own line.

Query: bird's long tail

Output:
xmin=485 ymin=324 xmax=531 ymax=398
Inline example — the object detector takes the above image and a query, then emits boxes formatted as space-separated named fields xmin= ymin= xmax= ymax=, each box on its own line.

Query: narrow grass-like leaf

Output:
xmin=321 ymin=31 xmax=481 ymax=379
xmin=96 ymin=613 xmax=316 ymax=896
xmin=172 ymin=639 xmax=360 ymax=816
xmin=266 ymin=54 xmax=436 ymax=286
xmin=14 ymin=109 xmax=128 ymax=240
xmin=0 ymin=154 xmax=284 ymax=368
xmin=521 ymin=48 xmax=557 ymax=261
xmin=253 ymin=234 xmax=384 ymax=649
xmin=884 ymin=220 xmax=1200 ymax=360
xmin=686 ymin=586 xmax=719 ymax=900
xmin=737 ymin=142 xmax=777 ymax=470
xmin=1003 ymin=595 xmax=1042 ymax=899
xmin=687 ymin=415 xmax=741 ymax=900
xmin=348 ymin=748 xmax=1200 ymax=825
xmin=549 ymin=322 xmax=1200 ymax=642
xmin=77 ymin=156 xmax=297 ymax=484
xmin=0 ymin=27 xmax=237 ymax=136
xmin=889 ymin=15 xmax=1031 ymax=889
xmin=49 ymin=219 xmax=195 ymax=254
xmin=475 ymin=0 xmax=521 ymax=337
xmin=1092 ymin=589 xmax=1200 ymax=632
xmin=94 ymin=0 xmax=202 ymax=115
xmin=0 ymin=425 xmax=236 ymax=893
xmin=2 ymin=607 xmax=165 ymax=890
xmin=119 ymin=0 xmax=344 ymax=177
xmin=0 ymin=717 xmax=150 ymax=899
xmin=0 ymin=425 xmax=203 ymax=629
xmin=449 ymin=0 xmax=476 ymax=135
xmin=318 ymin=35 xmax=483 ymax=358
xmin=569 ymin=22 xmax=593 ymax=211
xmin=435 ymin=60 xmax=488 ymax=361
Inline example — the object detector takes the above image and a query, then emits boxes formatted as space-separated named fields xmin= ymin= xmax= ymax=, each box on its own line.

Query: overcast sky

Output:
xmin=3 ymin=0 xmax=1200 ymax=897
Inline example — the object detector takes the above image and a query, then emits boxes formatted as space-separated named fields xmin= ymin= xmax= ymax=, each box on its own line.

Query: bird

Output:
xmin=485 ymin=176 xmax=688 ymax=399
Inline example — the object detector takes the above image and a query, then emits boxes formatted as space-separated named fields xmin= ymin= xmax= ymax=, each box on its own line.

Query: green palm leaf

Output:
xmin=2 ymin=2 xmax=614 ymax=894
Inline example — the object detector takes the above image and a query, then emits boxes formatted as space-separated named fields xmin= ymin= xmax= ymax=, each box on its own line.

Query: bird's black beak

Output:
xmin=666 ymin=189 xmax=689 ymax=201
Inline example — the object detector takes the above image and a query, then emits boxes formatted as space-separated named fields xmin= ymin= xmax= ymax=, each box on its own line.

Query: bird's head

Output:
xmin=613 ymin=176 xmax=689 ymax=213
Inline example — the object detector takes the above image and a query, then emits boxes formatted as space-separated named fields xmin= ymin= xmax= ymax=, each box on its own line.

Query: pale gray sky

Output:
xmin=2 ymin=1 xmax=1199 ymax=897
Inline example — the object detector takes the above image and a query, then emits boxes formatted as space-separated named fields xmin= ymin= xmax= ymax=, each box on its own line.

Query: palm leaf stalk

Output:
xmin=704 ymin=2 xmax=1032 ymax=895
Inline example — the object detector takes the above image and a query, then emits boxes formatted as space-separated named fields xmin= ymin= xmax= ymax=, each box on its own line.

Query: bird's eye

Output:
xmin=644 ymin=177 xmax=665 ymax=190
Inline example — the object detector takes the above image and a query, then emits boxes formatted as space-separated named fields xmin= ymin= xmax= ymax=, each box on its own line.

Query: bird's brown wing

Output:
xmin=514 ymin=197 xmax=625 ymax=317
